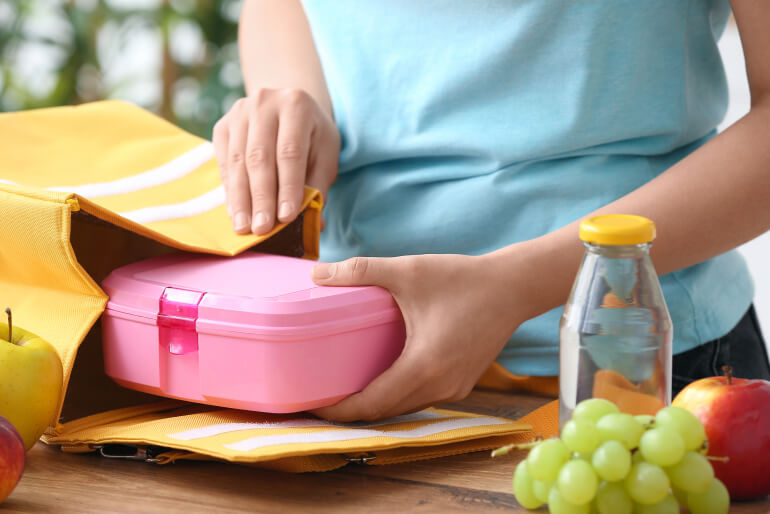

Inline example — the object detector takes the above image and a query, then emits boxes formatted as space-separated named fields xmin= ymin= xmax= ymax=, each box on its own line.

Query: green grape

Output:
xmin=557 ymin=459 xmax=598 ymax=505
xmin=631 ymin=450 xmax=644 ymax=464
xmin=548 ymin=486 xmax=591 ymax=514
xmin=572 ymin=398 xmax=620 ymax=424
xmin=671 ymin=485 xmax=688 ymax=506
xmin=594 ymin=480 xmax=632 ymax=514
xmin=687 ymin=478 xmax=730 ymax=514
xmin=624 ymin=462 xmax=670 ymax=505
xmin=639 ymin=426 xmax=685 ymax=467
xmin=532 ymin=479 xmax=554 ymax=503
xmin=632 ymin=493 xmax=679 ymax=514
xmin=654 ymin=407 xmax=706 ymax=451
xmin=596 ymin=413 xmax=644 ymax=450
xmin=665 ymin=451 xmax=714 ymax=494
xmin=634 ymin=414 xmax=654 ymax=426
xmin=592 ymin=440 xmax=631 ymax=482
xmin=573 ymin=452 xmax=593 ymax=462
xmin=562 ymin=418 xmax=601 ymax=454
xmin=526 ymin=438 xmax=570 ymax=482
xmin=512 ymin=460 xmax=543 ymax=510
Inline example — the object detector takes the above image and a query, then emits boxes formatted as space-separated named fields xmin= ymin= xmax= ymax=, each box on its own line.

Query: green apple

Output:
xmin=0 ymin=308 xmax=63 ymax=450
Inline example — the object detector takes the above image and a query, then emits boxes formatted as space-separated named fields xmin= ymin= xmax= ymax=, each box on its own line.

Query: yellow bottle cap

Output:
xmin=579 ymin=214 xmax=656 ymax=246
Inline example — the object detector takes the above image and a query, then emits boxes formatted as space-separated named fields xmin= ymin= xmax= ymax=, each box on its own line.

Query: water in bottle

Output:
xmin=559 ymin=215 xmax=672 ymax=428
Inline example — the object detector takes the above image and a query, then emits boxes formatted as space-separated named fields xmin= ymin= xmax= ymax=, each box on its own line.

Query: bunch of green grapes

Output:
xmin=506 ymin=399 xmax=729 ymax=514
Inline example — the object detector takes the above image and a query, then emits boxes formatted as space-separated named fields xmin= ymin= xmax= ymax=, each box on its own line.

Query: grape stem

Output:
xmin=697 ymin=439 xmax=728 ymax=461
xmin=491 ymin=436 xmax=543 ymax=457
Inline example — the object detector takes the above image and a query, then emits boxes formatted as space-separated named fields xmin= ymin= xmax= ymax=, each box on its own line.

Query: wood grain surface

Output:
xmin=4 ymin=390 xmax=769 ymax=513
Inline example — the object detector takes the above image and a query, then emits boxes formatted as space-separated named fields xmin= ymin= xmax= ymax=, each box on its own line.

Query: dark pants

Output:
xmin=673 ymin=305 xmax=770 ymax=397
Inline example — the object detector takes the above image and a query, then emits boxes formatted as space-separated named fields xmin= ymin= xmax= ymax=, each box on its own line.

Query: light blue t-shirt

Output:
xmin=301 ymin=0 xmax=754 ymax=376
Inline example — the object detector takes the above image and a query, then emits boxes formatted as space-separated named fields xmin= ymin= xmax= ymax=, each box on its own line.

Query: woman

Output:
xmin=213 ymin=0 xmax=770 ymax=421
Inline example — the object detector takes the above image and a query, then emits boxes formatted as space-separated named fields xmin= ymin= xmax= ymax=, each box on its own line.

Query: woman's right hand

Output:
xmin=213 ymin=88 xmax=340 ymax=235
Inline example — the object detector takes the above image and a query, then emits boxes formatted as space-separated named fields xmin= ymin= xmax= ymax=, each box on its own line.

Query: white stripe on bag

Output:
xmin=118 ymin=185 xmax=225 ymax=224
xmin=0 ymin=142 xmax=214 ymax=199
xmin=168 ymin=411 xmax=448 ymax=441
xmin=225 ymin=417 xmax=508 ymax=452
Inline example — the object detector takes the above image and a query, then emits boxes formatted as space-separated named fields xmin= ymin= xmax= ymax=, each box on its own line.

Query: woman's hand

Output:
xmin=213 ymin=88 xmax=340 ymax=235
xmin=309 ymin=252 xmax=529 ymax=422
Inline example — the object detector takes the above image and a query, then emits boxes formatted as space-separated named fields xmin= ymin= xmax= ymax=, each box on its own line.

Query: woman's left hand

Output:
xmin=309 ymin=252 xmax=527 ymax=422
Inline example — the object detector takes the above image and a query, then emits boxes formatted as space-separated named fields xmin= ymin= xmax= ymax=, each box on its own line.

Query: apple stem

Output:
xmin=722 ymin=365 xmax=733 ymax=386
xmin=4 ymin=307 xmax=12 ymax=344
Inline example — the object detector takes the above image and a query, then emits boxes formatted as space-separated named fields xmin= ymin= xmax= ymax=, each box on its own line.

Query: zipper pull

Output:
xmin=94 ymin=444 xmax=164 ymax=463
xmin=345 ymin=452 xmax=377 ymax=465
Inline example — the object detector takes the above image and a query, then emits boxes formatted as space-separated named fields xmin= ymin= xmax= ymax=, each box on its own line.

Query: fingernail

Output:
xmin=233 ymin=212 xmax=250 ymax=232
xmin=252 ymin=212 xmax=269 ymax=232
xmin=278 ymin=201 xmax=293 ymax=220
xmin=312 ymin=263 xmax=335 ymax=281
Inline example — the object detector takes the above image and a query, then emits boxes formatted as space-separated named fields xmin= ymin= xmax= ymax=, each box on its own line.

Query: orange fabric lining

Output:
xmin=515 ymin=399 xmax=559 ymax=440
xmin=477 ymin=362 xmax=559 ymax=397
xmin=591 ymin=369 xmax=664 ymax=416
xmin=475 ymin=362 xmax=559 ymax=439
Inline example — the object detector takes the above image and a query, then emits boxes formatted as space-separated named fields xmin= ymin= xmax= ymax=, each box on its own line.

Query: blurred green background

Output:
xmin=0 ymin=0 xmax=245 ymax=138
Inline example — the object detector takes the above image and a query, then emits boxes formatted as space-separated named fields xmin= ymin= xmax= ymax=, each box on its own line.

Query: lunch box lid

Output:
xmin=102 ymin=253 xmax=401 ymax=338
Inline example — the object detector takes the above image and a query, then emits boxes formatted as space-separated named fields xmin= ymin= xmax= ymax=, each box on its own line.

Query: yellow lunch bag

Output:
xmin=0 ymin=101 xmax=556 ymax=472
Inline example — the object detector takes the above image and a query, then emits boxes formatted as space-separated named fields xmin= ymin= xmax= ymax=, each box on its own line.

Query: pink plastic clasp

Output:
xmin=158 ymin=287 xmax=204 ymax=355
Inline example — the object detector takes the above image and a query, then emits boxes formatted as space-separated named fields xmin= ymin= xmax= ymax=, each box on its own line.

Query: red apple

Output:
xmin=0 ymin=415 xmax=25 ymax=503
xmin=672 ymin=366 xmax=770 ymax=500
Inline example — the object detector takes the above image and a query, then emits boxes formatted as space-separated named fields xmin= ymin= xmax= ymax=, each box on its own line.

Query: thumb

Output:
xmin=311 ymin=256 xmax=391 ymax=287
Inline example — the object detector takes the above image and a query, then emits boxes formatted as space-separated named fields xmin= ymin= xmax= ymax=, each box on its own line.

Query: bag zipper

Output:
xmin=94 ymin=443 xmax=167 ymax=463
xmin=344 ymin=452 xmax=377 ymax=465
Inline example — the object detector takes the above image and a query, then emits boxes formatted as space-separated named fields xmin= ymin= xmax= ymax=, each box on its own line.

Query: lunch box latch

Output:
xmin=158 ymin=287 xmax=204 ymax=355
xmin=157 ymin=287 xmax=205 ymax=399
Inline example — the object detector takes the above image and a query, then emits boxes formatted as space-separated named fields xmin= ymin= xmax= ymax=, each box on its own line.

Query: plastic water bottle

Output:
xmin=559 ymin=215 xmax=672 ymax=429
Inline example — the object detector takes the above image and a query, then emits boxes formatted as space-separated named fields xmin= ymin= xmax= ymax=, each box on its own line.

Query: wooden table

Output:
xmin=5 ymin=390 xmax=768 ymax=513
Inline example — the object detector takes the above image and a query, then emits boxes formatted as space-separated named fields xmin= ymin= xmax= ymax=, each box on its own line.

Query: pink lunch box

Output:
xmin=101 ymin=252 xmax=406 ymax=413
